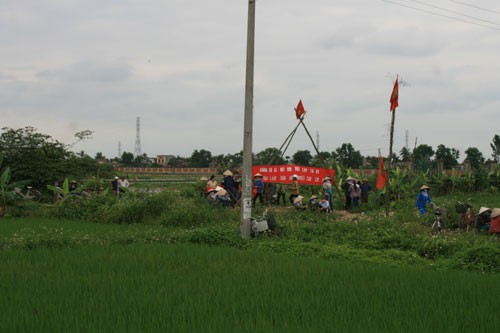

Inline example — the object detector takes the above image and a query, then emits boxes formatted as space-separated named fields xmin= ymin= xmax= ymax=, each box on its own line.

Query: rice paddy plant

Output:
xmin=0 ymin=244 xmax=499 ymax=332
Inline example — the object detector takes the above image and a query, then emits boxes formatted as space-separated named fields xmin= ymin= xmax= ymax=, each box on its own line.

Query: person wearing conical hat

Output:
xmin=289 ymin=174 xmax=300 ymax=205
xmin=476 ymin=207 xmax=492 ymax=232
xmin=252 ymin=173 xmax=265 ymax=207
xmin=489 ymin=208 xmax=500 ymax=234
xmin=222 ymin=170 xmax=235 ymax=206
xmin=322 ymin=176 xmax=333 ymax=210
xmin=416 ymin=185 xmax=433 ymax=215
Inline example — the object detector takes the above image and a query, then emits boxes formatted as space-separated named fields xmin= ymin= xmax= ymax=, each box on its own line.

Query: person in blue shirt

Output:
xmin=416 ymin=185 xmax=433 ymax=215
xmin=252 ymin=173 xmax=265 ymax=207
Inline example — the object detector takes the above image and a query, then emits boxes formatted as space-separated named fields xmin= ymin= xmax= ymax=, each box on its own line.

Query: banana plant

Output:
xmin=0 ymin=155 xmax=29 ymax=216
xmin=448 ymin=169 xmax=460 ymax=193
xmin=47 ymin=178 xmax=73 ymax=205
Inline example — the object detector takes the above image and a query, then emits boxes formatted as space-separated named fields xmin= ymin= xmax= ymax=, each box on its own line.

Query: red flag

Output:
xmin=376 ymin=155 xmax=387 ymax=190
xmin=389 ymin=77 xmax=399 ymax=112
xmin=295 ymin=100 xmax=305 ymax=119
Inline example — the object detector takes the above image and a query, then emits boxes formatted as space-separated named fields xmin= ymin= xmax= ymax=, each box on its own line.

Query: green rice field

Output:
xmin=1 ymin=242 xmax=499 ymax=332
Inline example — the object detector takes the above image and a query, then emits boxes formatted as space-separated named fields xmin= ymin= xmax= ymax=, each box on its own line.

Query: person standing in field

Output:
xmin=416 ymin=185 xmax=433 ymax=216
xmin=276 ymin=183 xmax=286 ymax=206
xmin=111 ymin=176 xmax=119 ymax=196
xmin=233 ymin=171 xmax=242 ymax=203
xmin=322 ymin=176 xmax=333 ymax=210
xmin=289 ymin=174 xmax=300 ymax=205
xmin=252 ymin=173 xmax=265 ymax=207
xmin=222 ymin=170 xmax=235 ymax=204
xmin=360 ymin=179 xmax=372 ymax=204
xmin=349 ymin=180 xmax=361 ymax=209
xmin=198 ymin=176 xmax=208 ymax=197
xmin=342 ymin=177 xmax=355 ymax=209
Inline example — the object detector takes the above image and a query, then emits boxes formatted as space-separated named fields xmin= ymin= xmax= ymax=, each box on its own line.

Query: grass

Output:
xmin=0 ymin=243 xmax=499 ymax=332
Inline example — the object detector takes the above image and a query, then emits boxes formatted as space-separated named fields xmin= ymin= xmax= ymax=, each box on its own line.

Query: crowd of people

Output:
xmin=200 ymin=170 xmax=376 ymax=213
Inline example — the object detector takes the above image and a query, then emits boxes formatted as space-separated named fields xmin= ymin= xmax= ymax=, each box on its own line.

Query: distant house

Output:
xmin=156 ymin=155 xmax=175 ymax=166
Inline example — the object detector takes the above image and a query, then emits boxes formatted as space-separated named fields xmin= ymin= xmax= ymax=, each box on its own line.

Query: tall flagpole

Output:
xmin=385 ymin=109 xmax=395 ymax=217
xmin=385 ymin=76 xmax=399 ymax=217
xmin=241 ymin=0 xmax=256 ymax=237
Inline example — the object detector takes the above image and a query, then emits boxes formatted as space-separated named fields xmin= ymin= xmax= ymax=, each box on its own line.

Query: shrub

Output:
xmin=452 ymin=243 xmax=500 ymax=273
xmin=188 ymin=227 xmax=246 ymax=248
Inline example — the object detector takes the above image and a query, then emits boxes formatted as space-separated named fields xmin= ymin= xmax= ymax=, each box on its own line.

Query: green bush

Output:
xmin=188 ymin=227 xmax=246 ymax=248
xmin=452 ymin=243 xmax=500 ymax=273
xmin=416 ymin=236 xmax=461 ymax=260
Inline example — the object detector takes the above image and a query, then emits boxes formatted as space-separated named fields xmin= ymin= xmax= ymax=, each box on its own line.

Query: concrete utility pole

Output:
xmin=240 ymin=0 xmax=256 ymax=238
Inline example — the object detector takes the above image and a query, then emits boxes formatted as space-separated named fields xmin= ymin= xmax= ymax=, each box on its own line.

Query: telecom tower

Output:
xmin=118 ymin=141 xmax=122 ymax=157
xmin=134 ymin=116 xmax=142 ymax=157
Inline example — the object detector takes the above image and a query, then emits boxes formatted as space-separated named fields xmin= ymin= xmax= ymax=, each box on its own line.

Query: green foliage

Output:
xmin=452 ymin=242 xmax=500 ymax=273
xmin=0 ymin=127 xmax=110 ymax=192
xmin=254 ymin=147 xmax=285 ymax=165
xmin=464 ymin=147 xmax=485 ymax=170
xmin=292 ymin=149 xmax=313 ymax=166
xmin=332 ymin=143 xmax=363 ymax=168
xmin=435 ymin=144 xmax=459 ymax=169
xmin=491 ymin=134 xmax=500 ymax=163
xmin=190 ymin=149 xmax=212 ymax=167
xmin=189 ymin=227 xmax=246 ymax=247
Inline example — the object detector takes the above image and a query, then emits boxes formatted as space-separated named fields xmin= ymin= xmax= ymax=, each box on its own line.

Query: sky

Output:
xmin=1 ymin=0 xmax=500 ymax=162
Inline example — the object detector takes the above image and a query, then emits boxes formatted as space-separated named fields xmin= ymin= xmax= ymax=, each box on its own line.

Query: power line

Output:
xmin=407 ymin=0 xmax=500 ymax=26
xmin=382 ymin=0 xmax=500 ymax=31
xmin=446 ymin=0 xmax=500 ymax=15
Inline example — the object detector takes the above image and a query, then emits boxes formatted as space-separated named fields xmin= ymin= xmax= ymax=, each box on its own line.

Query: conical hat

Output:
xmin=420 ymin=185 xmax=430 ymax=191
xmin=217 ymin=188 xmax=227 ymax=196
xmin=293 ymin=195 xmax=304 ymax=204
xmin=478 ymin=207 xmax=491 ymax=215
xmin=200 ymin=176 xmax=208 ymax=181
xmin=222 ymin=170 xmax=233 ymax=176
xmin=491 ymin=208 xmax=500 ymax=218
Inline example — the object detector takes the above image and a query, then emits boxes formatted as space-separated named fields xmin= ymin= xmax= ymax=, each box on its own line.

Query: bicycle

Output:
xmin=14 ymin=186 xmax=41 ymax=202
xmin=455 ymin=199 xmax=474 ymax=230
xmin=431 ymin=204 xmax=446 ymax=235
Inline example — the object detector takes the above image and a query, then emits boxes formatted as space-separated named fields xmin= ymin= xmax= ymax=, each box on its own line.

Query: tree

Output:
xmin=254 ymin=148 xmax=285 ymax=165
xmin=413 ymin=144 xmax=434 ymax=171
xmin=332 ymin=143 xmax=363 ymax=168
xmin=121 ymin=152 xmax=135 ymax=166
xmin=190 ymin=149 xmax=212 ymax=168
xmin=0 ymin=127 xmax=106 ymax=191
xmin=412 ymin=144 xmax=434 ymax=161
xmin=399 ymin=147 xmax=411 ymax=162
xmin=95 ymin=152 xmax=105 ymax=160
xmin=292 ymin=150 xmax=313 ymax=166
xmin=435 ymin=144 xmax=459 ymax=169
xmin=312 ymin=151 xmax=332 ymax=167
xmin=491 ymin=134 xmax=500 ymax=163
xmin=0 ymin=127 xmax=69 ymax=188
xmin=464 ymin=147 xmax=484 ymax=170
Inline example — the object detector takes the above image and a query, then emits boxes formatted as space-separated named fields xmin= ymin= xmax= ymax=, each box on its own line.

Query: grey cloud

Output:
xmin=36 ymin=60 xmax=133 ymax=82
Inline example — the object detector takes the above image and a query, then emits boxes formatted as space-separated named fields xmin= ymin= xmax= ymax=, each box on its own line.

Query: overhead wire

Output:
xmin=446 ymin=0 xmax=500 ymax=15
xmin=381 ymin=0 xmax=500 ymax=31
xmin=407 ymin=0 xmax=500 ymax=26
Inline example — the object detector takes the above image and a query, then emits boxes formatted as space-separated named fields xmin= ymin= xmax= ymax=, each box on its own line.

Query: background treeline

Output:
xmin=1 ymin=126 xmax=500 ymax=196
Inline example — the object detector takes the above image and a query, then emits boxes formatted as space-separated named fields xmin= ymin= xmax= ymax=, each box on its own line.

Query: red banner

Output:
xmin=252 ymin=165 xmax=334 ymax=186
